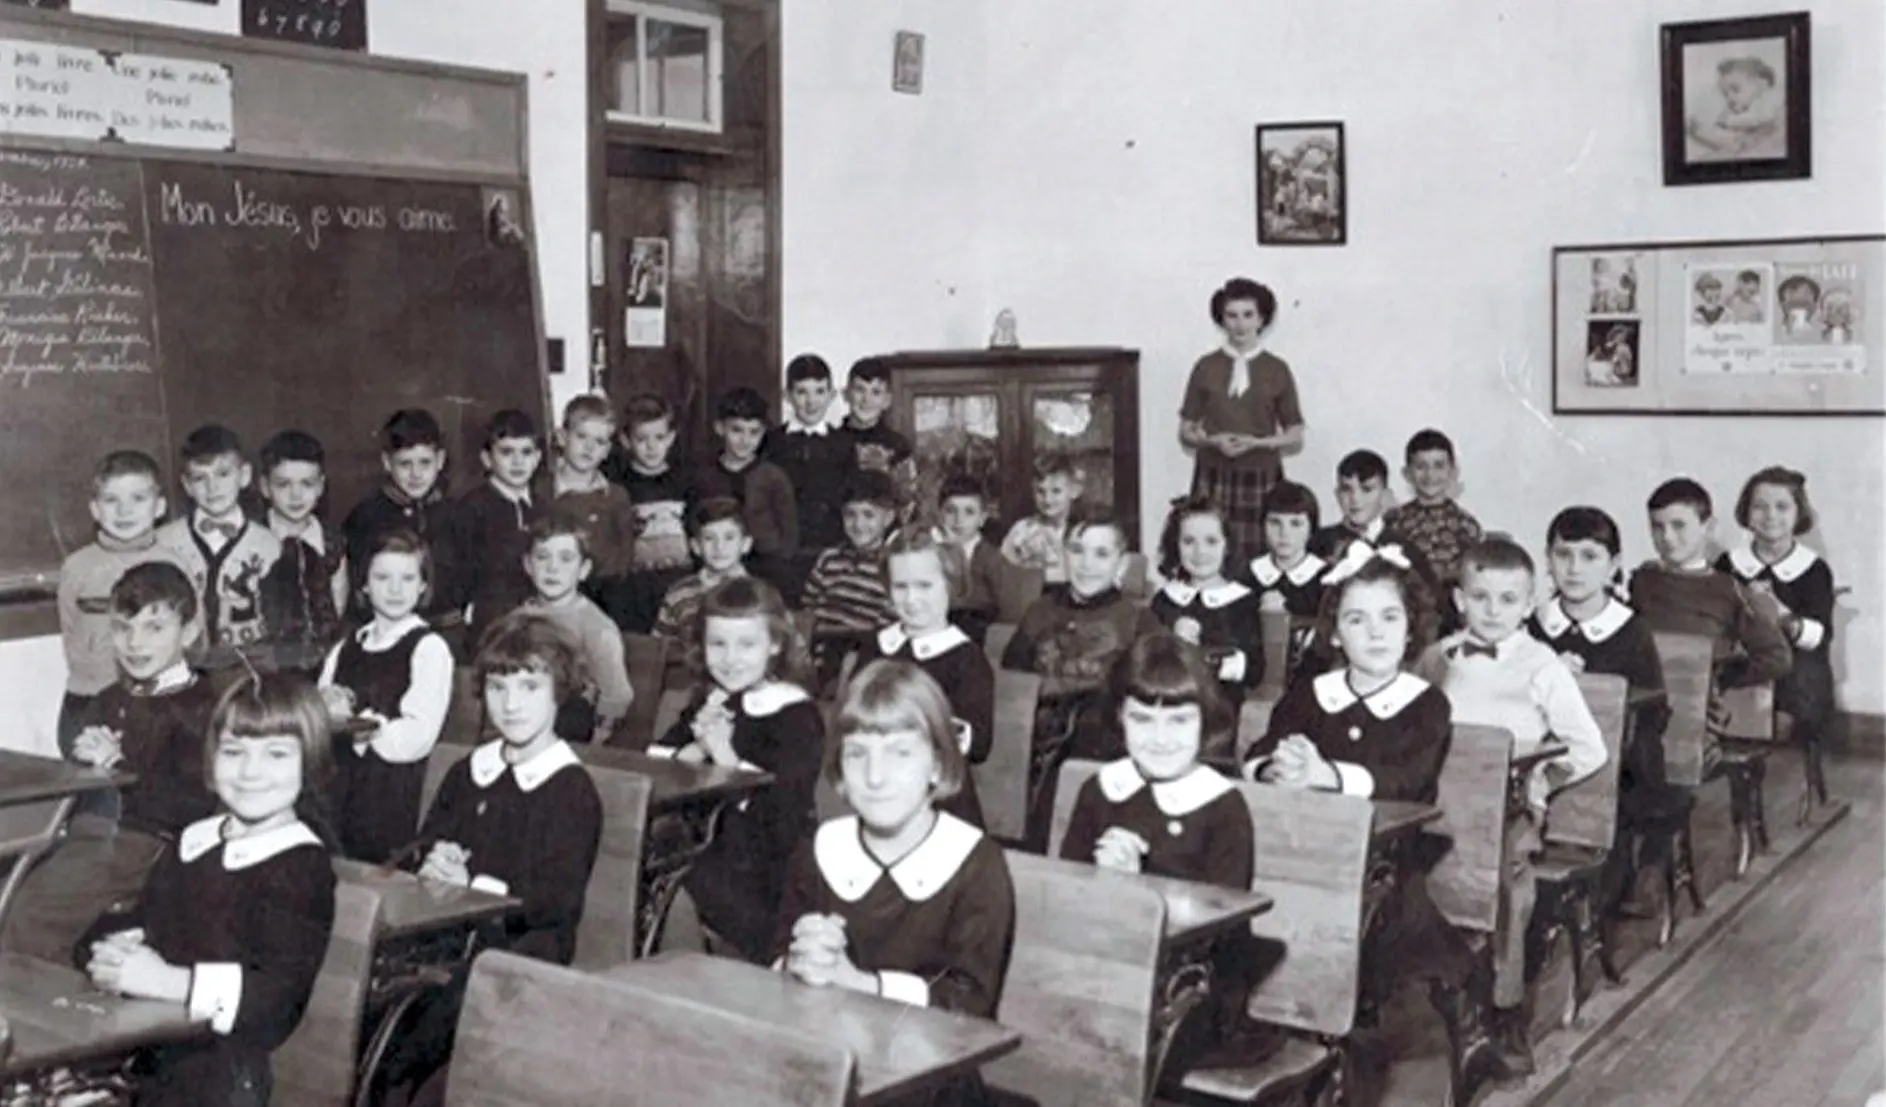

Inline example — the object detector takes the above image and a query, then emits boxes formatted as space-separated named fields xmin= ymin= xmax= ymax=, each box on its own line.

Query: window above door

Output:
xmin=605 ymin=0 xmax=724 ymax=133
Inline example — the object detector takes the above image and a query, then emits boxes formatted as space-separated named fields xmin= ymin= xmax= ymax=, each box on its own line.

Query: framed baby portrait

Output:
xmin=1660 ymin=12 xmax=1811 ymax=186
xmin=1255 ymin=121 xmax=1346 ymax=246
xmin=1552 ymin=234 xmax=1885 ymax=416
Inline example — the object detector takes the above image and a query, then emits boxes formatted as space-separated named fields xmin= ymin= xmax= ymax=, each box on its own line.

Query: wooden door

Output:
xmin=606 ymin=174 xmax=708 ymax=456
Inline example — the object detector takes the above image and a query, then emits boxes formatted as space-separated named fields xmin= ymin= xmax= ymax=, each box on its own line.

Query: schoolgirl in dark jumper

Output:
xmin=1245 ymin=480 xmax=1331 ymax=687
xmin=776 ymin=660 xmax=1014 ymax=1107
xmin=654 ymin=576 xmax=825 ymax=962
xmin=380 ymin=613 xmax=604 ymax=1106
xmin=318 ymin=530 xmax=453 ymax=862
xmin=80 ymin=673 xmax=337 ymax=1107
xmin=1716 ymin=466 xmax=1838 ymax=812
xmin=853 ymin=529 xmax=994 ymax=828
xmin=1147 ymin=495 xmax=1264 ymax=727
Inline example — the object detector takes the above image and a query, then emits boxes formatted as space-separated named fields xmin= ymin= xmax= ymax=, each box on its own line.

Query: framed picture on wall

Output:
xmin=893 ymin=31 xmax=925 ymax=95
xmin=1660 ymin=12 xmax=1810 ymax=186
xmin=1255 ymin=121 xmax=1346 ymax=246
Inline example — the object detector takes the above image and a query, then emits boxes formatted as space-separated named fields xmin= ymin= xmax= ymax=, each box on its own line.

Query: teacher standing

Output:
xmin=1178 ymin=278 xmax=1305 ymax=566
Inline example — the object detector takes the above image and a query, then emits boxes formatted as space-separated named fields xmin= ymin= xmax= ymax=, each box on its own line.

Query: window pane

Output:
xmin=914 ymin=393 xmax=1003 ymax=523
xmin=606 ymin=17 xmax=639 ymax=115
xmin=648 ymin=18 xmax=710 ymax=122
xmin=1033 ymin=392 xmax=1115 ymax=512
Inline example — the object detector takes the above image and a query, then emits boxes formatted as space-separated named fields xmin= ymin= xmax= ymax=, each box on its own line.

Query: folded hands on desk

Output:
xmin=85 ymin=928 xmax=189 ymax=1006
xmin=783 ymin=913 xmax=875 ymax=995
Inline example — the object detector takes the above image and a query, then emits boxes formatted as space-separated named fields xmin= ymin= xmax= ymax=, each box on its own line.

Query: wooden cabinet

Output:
xmin=878 ymin=347 xmax=1142 ymax=546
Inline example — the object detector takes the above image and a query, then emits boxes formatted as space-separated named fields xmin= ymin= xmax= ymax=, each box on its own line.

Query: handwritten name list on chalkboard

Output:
xmin=0 ymin=41 xmax=234 ymax=151
xmin=0 ymin=148 xmax=156 ymax=385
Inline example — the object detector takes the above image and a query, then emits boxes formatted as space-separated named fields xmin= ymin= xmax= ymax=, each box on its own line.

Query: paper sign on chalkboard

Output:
xmin=242 ymin=0 xmax=367 ymax=52
xmin=0 ymin=41 xmax=235 ymax=152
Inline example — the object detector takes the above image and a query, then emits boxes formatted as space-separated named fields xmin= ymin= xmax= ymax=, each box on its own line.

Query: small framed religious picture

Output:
xmin=893 ymin=31 xmax=925 ymax=95
xmin=1660 ymin=12 xmax=1810 ymax=186
xmin=1255 ymin=121 xmax=1346 ymax=246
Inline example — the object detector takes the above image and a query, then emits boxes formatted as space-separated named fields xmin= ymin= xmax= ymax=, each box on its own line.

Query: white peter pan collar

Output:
xmin=1160 ymin=580 xmax=1253 ymax=609
xmin=876 ymin=624 xmax=972 ymax=661
xmin=469 ymin=739 xmax=582 ymax=793
xmin=179 ymin=816 xmax=323 ymax=870
xmin=1250 ymin=553 xmax=1327 ymax=588
xmin=1312 ymin=670 xmax=1430 ymax=720
xmin=741 ymin=682 xmax=812 ymax=717
xmin=1728 ymin=544 xmax=1819 ymax=584
xmin=1097 ymin=758 xmax=1234 ymax=816
xmin=1535 ymin=598 xmax=1634 ymax=643
xmin=814 ymin=813 xmax=983 ymax=903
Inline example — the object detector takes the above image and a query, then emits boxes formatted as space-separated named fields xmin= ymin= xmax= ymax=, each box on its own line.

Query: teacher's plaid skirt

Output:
xmin=1191 ymin=458 xmax=1281 ymax=567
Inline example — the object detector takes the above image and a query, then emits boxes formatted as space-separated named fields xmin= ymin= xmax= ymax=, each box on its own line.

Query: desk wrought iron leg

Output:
xmin=354 ymin=976 xmax=449 ymax=1107
xmin=638 ymin=801 xmax=733 ymax=958
xmin=1146 ymin=948 xmax=1214 ymax=1101
xmin=1356 ymin=856 xmax=1400 ymax=1029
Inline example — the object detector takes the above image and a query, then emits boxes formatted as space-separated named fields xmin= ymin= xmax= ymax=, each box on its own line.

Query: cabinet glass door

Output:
xmin=910 ymin=390 xmax=1004 ymax=523
xmin=1027 ymin=388 xmax=1115 ymax=515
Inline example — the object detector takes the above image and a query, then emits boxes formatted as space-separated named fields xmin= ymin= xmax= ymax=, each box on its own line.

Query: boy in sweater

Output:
xmin=694 ymin=387 xmax=798 ymax=587
xmin=1415 ymin=537 xmax=1606 ymax=1075
xmin=58 ymin=451 xmax=194 ymax=754
xmin=153 ymin=425 xmax=280 ymax=682
xmin=1384 ymin=428 xmax=1484 ymax=588
xmin=3 ymin=562 xmax=217 ymax=961
xmin=767 ymin=354 xmax=847 ymax=603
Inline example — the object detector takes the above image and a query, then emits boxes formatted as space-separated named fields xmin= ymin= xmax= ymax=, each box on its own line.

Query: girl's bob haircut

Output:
xmin=361 ymin=529 xmax=434 ymax=609
xmin=824 ymin=659 xmax=966 ymax=801
xmin=693 ymin=576 xmax=805 ymax=684
xmin=880 ymin=527 xmax=966 ymax=599
xmin=1316 ymin=555 xmax=1425 ymax=664
xmin=208 ymin=671 xmax=337 ymax=839
xmin=474 ymin=612 xmax=584 ymax=705
xmin=1108 ymin=631 xmax=1231 ymax=737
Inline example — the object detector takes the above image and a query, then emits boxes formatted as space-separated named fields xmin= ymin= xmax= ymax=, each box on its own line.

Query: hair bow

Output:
xmin=1322 ymin=541 xmax=1411 ymax=587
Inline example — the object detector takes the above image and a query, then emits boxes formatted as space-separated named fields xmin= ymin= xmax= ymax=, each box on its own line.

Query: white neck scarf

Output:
xmin=1223 ymin=342 xmax=1263 ymax=399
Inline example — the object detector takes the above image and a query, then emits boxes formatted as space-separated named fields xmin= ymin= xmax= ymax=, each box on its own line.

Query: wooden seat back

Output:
xmin=1254 ymin=609 xmax=1293 ymax=701
xmin=273 ymin=881 xmax=385 ymax=1107
xmin=651 ymin=687 xmax=694 ymax=746
xmin=421 ymin=742 xmax=653 ymax=969
xmin=1045 ymin=758 xmax=1102 ymax=859
xmin=1234 ymin=696 xmax=1276 ymax=763
xmin=447 ymin=950 xmax=856 ymax=1107
xmin=986 ymin=851 xmax=1167 ymax=1107
xmin=618 ymin=633 xmax=670 ymax=749
xmin=1236 ymin=781 xmax=1374 ymax=1037
xmin=995 ymin=561 xmax=1046 ymax=624
xmin=978 ymin=623 xmax=1043 ymax=843
xmin=1652 ymin=631 xmax=1714 ymax=788
xmin=1716 ymin=682 xmax=1777 ymax=741
xmin=1547 ymin=674 xmax=1628 ymax=851
xmin=1120 ymin=553 xmax=1150 ymax=601
xmin=0 ymin=795 xmax=75 ymax=929
xmin=1429 ymin=723 xmax=1513 ymax=934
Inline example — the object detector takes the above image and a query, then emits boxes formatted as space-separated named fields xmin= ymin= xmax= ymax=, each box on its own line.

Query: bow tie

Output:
xmin=1452 ymin=639 xmax=1498 ymax=660
xmin=196 ymin=516 xmax=241 ymax=541
xmin=787 ymin=423 xmax=830 ymax=437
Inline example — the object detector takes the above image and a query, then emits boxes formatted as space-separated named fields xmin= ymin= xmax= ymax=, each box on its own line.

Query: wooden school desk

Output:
xmin=0 ymin=951 xmax=208 ymax=1099
xmin=584 ymin=746 xmax=772 ymax=957
xmin=1509 ymin=740 xmax=1569 ymax=816
xmin=605 ymin=951 xmax=1022 ymax=1106
xmin=332 ymin=859 xmax=520 ymax=1095
xmin=1356 ymin=799 xmax=1447 ymax=1024
xmin=0 ymin=751 xmax=132 ymax=931
xmin=1016 ymin=854 xmax=1274 ymax=1092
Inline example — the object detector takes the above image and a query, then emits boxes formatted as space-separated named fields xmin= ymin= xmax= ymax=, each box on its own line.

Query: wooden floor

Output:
xmin=1361 ymin=752 xmax=1881 ymax=1107
xmin=1536 ymin=757 xmax=1884 ymax=1107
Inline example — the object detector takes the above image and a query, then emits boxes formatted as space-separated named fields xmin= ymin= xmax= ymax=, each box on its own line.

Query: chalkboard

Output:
xmin=0 ymin=146 xmax=543 ymax=592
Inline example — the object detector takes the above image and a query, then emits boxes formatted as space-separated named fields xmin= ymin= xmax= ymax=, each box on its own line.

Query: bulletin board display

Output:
xmin=1552 ymin=234 xmax=1885 ymax=415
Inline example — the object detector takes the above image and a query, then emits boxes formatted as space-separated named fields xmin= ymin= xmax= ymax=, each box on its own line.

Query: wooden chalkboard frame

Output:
xmin=0 ymin=7 xmax=550 ymax=638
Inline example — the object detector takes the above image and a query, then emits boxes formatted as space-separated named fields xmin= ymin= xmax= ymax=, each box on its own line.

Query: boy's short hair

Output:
xmin=94 ymin=450 xmax=163 ymax=493
xmin=381 ymin=408 xmax=444 ymax=453
xmin=1647 ymin=477 xmax=1713 ymax=520
xmin=842 ymin=470 xmax=898 ymax=510
xmin=1404 ymin=428 xmax=1456 ymax=464
xmin=689 ymin=495 xmax=747 ymax=537
xmin=1260 ymin=480 xmax=1320 ymax=531
xmin=1066 ymin=506 xmax=1127 ymax=548
xmin=259 ymin=430 xmax=326 ymax=474
xmin=622 ymin=393 xmax=674 ymax=434
xmin=483 ymin=408 xmax=542 ymax=450
xmin=180 ymin=424 xmax=244 ymax=467
xmin=1736 ymin=269 xmax=1762 ymax=285
xmin=1336 ymin=449 xmax=1390 ymax=485
xmin=1033 ymin=453 xmax=1080 ymax=482
xmin=1458 ymin=534 xmax=1535 ymax=580
xmin=562 ymin=393 xmax=614 ymax=429
xmin=1694 ymin=273 xmax=1722 ymax=293
xmin=716 ymin=387 xmax=769 ymax=423
xmin=528 ymin=510 xmax=593 ymax=560
xmin=847 ymin=357 xmax=890 ymax=387
xmin=937 ymin=473 xmax=987 ymax=505
xmin=785 ymin=354 xmax=833 ymax=386
xmin=111 ymin=560 xmax=198 ymax=624
xmin=1734 ymin=466 xmax=1816 ymax=535
xmin=476 ymin=611 xmax=584 ymax=701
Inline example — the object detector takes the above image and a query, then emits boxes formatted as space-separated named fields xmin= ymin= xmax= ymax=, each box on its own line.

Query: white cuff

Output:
xmin=1795 ymin=617 xmax=1825 ymax=651
xmin=952 ymin=718 xmax=973 ymax=754
xmin=1241 ymin=757 xmax=1265 ymax=782
xmin=1330 ymin=761 xmax=1375 ymax=798
xmin=470 ymin=874 xmax=511 ymax=896
xmin=877 ymin=970 xmax=930 ymax=1007
xmin=644 ymin=745 xmax=680 ymax=760
xmin=736 ymin=758 xmax=765 ymax=774
xmin=189 ymin=962 xmax=243 ymax=1035
xmin=1218 ymin=652 xmax=1247 ymax=682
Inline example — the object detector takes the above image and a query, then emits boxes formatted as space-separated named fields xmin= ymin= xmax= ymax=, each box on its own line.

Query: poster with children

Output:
xmin=1682 ymin=262 xmax=1771 ymax=374
xmin=1772 ymin=262 xmax=1865 ymax=374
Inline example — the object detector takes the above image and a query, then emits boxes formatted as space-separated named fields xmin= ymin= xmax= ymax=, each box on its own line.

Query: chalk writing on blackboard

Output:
xmin=241 ymin=0 xmax=367 ymax=52
xmin=155 ymin=176 xmax=458 ymax=252
xmin=0 ymin=151 xmax=157 ymax=386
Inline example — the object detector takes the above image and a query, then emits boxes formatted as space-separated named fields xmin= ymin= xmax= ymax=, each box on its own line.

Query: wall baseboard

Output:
xmin=1832 ymin=712 xmax=1884 ymax=760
